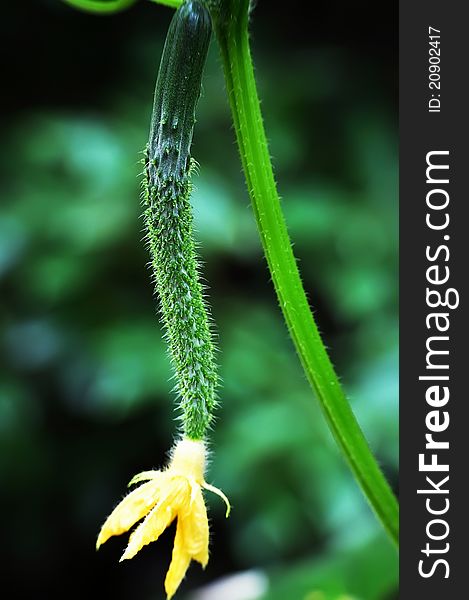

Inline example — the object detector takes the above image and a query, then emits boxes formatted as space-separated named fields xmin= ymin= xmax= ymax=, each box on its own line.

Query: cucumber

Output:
xmin=143 ymin=1 xmax=215 ymax=440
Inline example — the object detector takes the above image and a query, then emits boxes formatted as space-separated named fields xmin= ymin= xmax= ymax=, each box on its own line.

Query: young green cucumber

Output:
xmin=144 ymin=1 xmax=215 ymax=440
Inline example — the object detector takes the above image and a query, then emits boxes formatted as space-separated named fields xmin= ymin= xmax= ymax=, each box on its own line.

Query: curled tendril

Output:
xmin=62 ymin=0 xmax=138 ymax=13
xmin=62 ymin=0 xmax=183 ymax=14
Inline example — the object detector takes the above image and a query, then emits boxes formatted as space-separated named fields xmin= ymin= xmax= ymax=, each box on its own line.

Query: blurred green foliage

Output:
xmin=0 ymin=1 xmax=397 ymax=598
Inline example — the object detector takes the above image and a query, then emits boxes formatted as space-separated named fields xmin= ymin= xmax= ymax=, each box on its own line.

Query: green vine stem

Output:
xmin=208 ymin=0 xmax=399 ymax=546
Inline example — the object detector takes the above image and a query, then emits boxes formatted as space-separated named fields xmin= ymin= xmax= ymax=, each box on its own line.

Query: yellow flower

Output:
xmin=96 ymin=438 xmax=230 ymax=599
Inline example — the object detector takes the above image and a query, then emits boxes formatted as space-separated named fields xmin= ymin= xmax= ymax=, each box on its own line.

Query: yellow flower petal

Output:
xmin=203 ymin=482 xmax=231 ymax=517
xmin=165 ymin=518 xmax=191 ymax=600
xmin=120 ymin=476 xmax=190 ymax=561
xmin=181 ymin=486 xmax=209 ymax=566
xmin=128 ymin=470 xmax=160 ymax=487
xmin=96 ymin=477 xmax=161 ymax=549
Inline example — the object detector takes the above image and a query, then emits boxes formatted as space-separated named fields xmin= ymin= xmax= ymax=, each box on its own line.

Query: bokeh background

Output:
xmin=0 ymin=1 xmax=397 ymax=598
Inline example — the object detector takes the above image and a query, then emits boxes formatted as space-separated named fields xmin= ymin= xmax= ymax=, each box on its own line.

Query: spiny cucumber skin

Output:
xmin=144 ymin=1 xmax=215 ymax=441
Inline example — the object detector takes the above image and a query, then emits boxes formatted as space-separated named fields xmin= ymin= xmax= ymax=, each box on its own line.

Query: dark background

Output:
xmin=0 ymin=1 xmax=397 ymax=599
